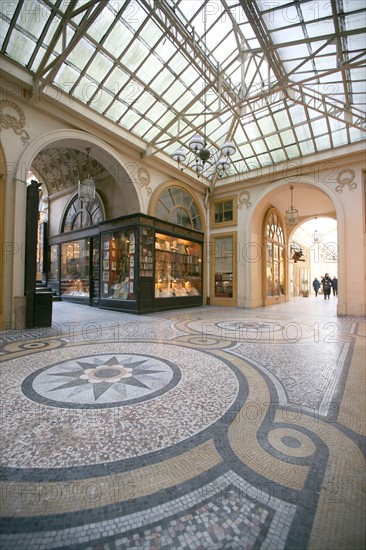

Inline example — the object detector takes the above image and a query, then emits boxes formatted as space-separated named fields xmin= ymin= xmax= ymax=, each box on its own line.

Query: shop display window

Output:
xmin=61 ymin=240 xmax=90 ymax=296
xmin=155 ymin=233 xmax=202 ymax=298
xmin=48 ymin=244 xmax=58 ymax=281
xmin=139 ymin=227 xmax=154 ymax=277
xmin=214 ymin=236 xmax=234 ymax=298
xmin=100 ymin=229 xmax=136 ymax=300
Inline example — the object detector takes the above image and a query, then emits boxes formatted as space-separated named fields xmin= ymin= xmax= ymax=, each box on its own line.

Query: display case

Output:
xmin=98 ymin=214 xmax=203 ymax=313
xmin=155 ymin=233 xmax=202 ymax=299
xmin=60 ymin=239 xmax=90 ymax=299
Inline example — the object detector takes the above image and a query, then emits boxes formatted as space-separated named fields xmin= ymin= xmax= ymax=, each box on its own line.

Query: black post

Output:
xmin=25 ymin=180 xmax=41 ymax=328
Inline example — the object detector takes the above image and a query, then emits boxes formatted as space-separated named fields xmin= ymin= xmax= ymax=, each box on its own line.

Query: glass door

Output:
xmin=211 ymin=234 xmax=236 ymax=306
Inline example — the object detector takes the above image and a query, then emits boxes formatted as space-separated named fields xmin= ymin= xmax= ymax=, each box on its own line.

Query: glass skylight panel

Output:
xmin=87 ymin=53 xmax=114 ymax=82
xmin=122 ymin=1 xmax=148 ymax=31
xmin=271 ymin=26 xmax=305 ymax=44
xmin=281 ymin=129 xmax=296 ymax=146
xmin=271 ymin=149 xmax=287 ymax=163
xmin=136 ymin=54 xmax=164 ymax=85
xmin=121 ymin=39 xmax=149 ymax=72
xmin=52 ymin=63 xmax=80 ymax=91
xmin=87 ymin=5 xmax=115 ymax=42
xmin=173 ymin=91 xmax=196 ymax=112
xmin=300 ymin=1 xmax=332 ymax=23
xmin=299 ymin=140 xmax=315 ymax=155
xmin=154 ymin=37 xmax=176 ymax=63
xmin=349 ymin=127 xmax=366 ymax=142
xmin=103 ymin=20 xmax=134 ymax=58
xmin=119 ymin=108 xmax=141 ymax=130
xmin=285 ymin=144 xmax=300 ymax=158
xmin=150 ymin=68 xmax=176 ymax=93
xmin=67 ymin=38 xmax=95 ymax=71
xmin=91 ymin=89 xmax=115 ymax=114
xmin=133 ymin=90 xmax=156 ymax=115
xmin=258 ymin=153 xmax=273 ymax=166
xmin=145 ymin=101 xmax=168 ymax=122
xmin=288 ymin=104 xmax=306 ymax=125
xmin=131 ymin=118 xmax=152 ymax=137
xmin=277 ymin=43 xmax=309 ymax=61
xmin=311 ymin=118 xmax=327 ymax=136
xmin=315 ymin=134 xmax=331 ymax=150
xmin=331 ymin=128 xmax=348 ymax=147
xmin=252 ymin=139 xmax=267 ymax=154
xmin=72 ymin=75 xmax=98 ymax=104
xmin=265 ymin=134 xmax=282 ymax=149
xmin=105 ymin=100 xmax=128 ymax=123
xmin=258 ymin=115 xmax=276 ymax=135
xmin=345 ymin=12 xmax=366 ymax=31
xmin=17 ymin=1 xmax=52 ymax=39
xmin=294 ymin=124 xmax=312 ymax=141
xmin=0 ymin=19 xmax=9 ymax=45
xmin=245 ymin=121 xmax=261 ymax=140
xmin=169 ymin=50 xmax=190 ymax=77
xmin=211 ymin=33 xmax=238 ymax=67
xmin=5 ymin=29 xmax=35 ymax=65
xmin=139 ymin=19 xmax=164 ymax=48
xmin=306 ymin=19 xmax=335 ymax=39
xmin=260 ymin=2 xmax=300 ymax=30
xmin=104 ymin=67 xmax=130 ymax=94
xmin=179 ymin=65 xmax=201 ymax=89
xmin=164 ymin=80 xmax=188 ymax=103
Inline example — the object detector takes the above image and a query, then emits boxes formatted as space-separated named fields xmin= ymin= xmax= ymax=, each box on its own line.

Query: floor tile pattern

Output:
xmin=0 ymin=298 xmax=365 ymax=549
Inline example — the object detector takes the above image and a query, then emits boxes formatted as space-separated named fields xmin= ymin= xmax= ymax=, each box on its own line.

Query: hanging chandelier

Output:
xmin=170 ymin=2 xmax=236 ymax=180
xmin=78 ymin=147 xmax=96 ymax=202
xmin=171 ymin=134 xmax=236 ymax=179
xmin=313 ymin=216 xmax=322 ymax=244
xmin=286 ymin=185 xmax=299 ymax=225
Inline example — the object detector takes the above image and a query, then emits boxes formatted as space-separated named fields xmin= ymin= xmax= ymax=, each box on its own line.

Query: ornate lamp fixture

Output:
xmin=170 ymin=3 xmax=236 ymax=180
xmin=78 ymin=147 xmax=96 ymax=202
xmin=286 ymin=185 xmax=299 ymax=226
xmin=171 ymin=134 xmax=236 ymax=179
xmin=313 ymin=216 xmax=322 ymax=244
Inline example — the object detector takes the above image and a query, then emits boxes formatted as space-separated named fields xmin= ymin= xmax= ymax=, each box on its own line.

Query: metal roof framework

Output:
xmin=1 ymin=0 xmax=365 ymax=183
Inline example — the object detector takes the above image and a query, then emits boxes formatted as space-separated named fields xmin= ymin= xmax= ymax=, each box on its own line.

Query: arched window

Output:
xmin=155 ymin=187 xmax=202 ymax=230
xmin=62 ymin=194 xmax=104 ymax=233
xmin=265 ymin=209 xmax=285 ymax=297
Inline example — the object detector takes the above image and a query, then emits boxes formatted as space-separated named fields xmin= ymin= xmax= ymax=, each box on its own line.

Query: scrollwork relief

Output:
xmin=0 ymin=100 xmax=30 ymax=145
xmin=238 ymin=190 xmax=252 ymax=209
xmin=137 ymin=167 xmax=152 ymax=195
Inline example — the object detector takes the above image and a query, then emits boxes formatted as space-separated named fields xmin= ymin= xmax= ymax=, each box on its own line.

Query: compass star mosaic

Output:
xmin=23 ymin=353 xmax=179 ymax=408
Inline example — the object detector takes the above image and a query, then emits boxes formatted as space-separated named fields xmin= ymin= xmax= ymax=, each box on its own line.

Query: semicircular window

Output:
xmin=155 ymin=187 xmax=202 ymax=230
xmin=62 ymin=195 xmax=104 ymax=233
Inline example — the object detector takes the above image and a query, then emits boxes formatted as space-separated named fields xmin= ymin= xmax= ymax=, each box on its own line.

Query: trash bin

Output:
xmin=34 ymin=291 xmax=53 ymax=327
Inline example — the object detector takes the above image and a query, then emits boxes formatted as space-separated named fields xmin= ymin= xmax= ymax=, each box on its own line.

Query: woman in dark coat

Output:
xmin=322 ymin=273 xmax=332 ymax=300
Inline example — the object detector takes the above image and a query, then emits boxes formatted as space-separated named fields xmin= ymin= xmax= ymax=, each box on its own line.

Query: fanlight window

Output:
xmin=155 ymin=187 xmax=202 ymax=230
xmin=62 ymin=195 xmax=104 ymax=233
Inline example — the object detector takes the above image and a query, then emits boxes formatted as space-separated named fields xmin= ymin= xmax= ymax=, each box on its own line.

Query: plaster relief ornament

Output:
xmin=0 ymin=100 xmax=30 ymax=145
xmin=336 ymin=168 xmax=357 ymax=193
xmin=138 ymin=167 xmax=152 ymax=195
xmin=238 ymin=190 xmax=252 ymax=209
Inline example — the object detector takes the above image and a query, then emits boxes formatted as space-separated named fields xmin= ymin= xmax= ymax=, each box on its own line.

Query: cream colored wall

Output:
xmin=1 ymin=81 xmax=365 ymax=325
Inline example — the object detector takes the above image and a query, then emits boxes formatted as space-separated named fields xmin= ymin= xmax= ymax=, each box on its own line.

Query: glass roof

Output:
xmin=1 ymin=0 xmax=365 ymax=181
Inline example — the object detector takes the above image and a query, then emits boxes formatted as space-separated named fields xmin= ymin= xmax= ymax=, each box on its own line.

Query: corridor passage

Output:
xmin=0 ymin=298 xmax=365 ymax=549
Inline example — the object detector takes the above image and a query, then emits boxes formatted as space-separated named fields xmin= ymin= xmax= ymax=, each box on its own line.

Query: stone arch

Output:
xmin=243 ymin=179 xmax=345 ymax=314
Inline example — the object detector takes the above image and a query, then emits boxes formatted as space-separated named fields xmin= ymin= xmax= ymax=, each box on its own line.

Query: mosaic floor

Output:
xmin=0 ymin=298 xmax=365 ymax=549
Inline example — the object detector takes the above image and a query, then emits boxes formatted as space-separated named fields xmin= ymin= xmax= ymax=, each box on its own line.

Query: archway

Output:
xmin=243 ymin=180 xmax=345 ymax=314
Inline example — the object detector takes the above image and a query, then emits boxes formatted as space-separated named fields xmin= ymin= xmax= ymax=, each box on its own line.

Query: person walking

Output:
xmin=312 ymin=277 xmax=320 ymax=297
xmin=331 ymin=276 xmax=338 ymax=296
xmin=322 ymin=273 xmax=332 ymax=300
